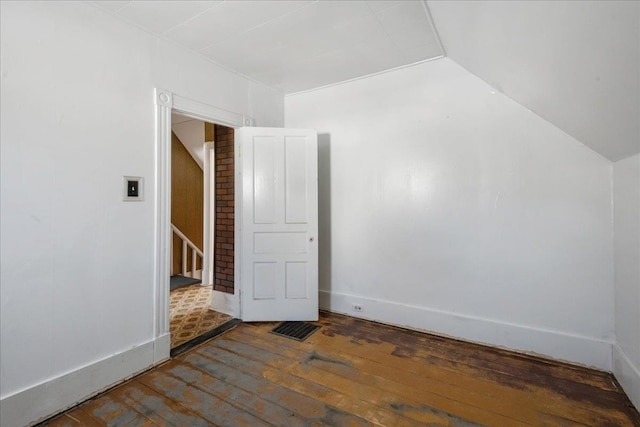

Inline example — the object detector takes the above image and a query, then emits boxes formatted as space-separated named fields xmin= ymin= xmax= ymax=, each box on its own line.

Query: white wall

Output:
xmin=0 ymin=2 xmax=283 ymax=426
xmin=286 ymin=58 xmax=614 ymax=370
xmin=613 ymin=154 xmax=640 ymax=409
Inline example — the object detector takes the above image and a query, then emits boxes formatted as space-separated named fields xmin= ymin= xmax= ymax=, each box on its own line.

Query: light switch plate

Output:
xmin=123 ymin=176 xmax=144 ymax=201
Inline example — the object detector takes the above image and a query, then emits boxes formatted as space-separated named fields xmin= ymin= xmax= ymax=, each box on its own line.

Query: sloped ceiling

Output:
xmin=90 ymin=0 xmax=444 ymax=94
xmin=428 ymin=0 xmax=640 ymax=161
xmin=91 ymin=0 xmax=638 ymax=160
xmin=172 ymin=113 xmax=205 ymax=169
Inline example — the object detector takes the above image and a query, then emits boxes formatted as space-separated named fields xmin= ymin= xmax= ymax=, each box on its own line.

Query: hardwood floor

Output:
xmin=43 ymin=312 xmax=639 ymax=426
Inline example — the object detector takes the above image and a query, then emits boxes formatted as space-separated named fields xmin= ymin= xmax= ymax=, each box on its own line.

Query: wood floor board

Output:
xmin=240 ymin=319 xmax=637 ymax=426
xmin=196 ymin=339 xmax=490 ymax=427
xmin=314 ymin=316 xmax=636 ymax=425
xmin=537 ymin=412 xmax=590 ymax=427
xmin=81 ymin=393 xmax=160 ymax=426
xmin=37 ymin=312 xmax=640 ymax=427
xmin=231 ymin=324 xmax=629 ymax=426
xmin=316 ymin=313 xmax=616 ymax=392
xmin=108 ymin=380 xmax=213 ymax=427
xmin=218 ymin=330 xmax=536 ymax=426
xmin=223 ymin=329 xmax=546 ymax=424
xmin=230 ymin=326 xmax=535 ymax=401
xmin=193 ymin=345 xmax=432 ymax=427
xmin=158 ymin=354 xmax=342 ymax=426
xmin=183 ymin=348 xmax=391 ymax=426
xmin=42 ymin=408 xmax=104 ymax=427
xmin=139 ymin=370 xmax=271 ymax=427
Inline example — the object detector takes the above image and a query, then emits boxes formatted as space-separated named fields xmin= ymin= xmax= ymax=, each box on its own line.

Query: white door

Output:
xmin=237 ymin=127 xmax=318 ymax=321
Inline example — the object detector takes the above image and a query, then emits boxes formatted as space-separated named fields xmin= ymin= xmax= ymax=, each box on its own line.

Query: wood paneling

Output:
xmin=205 ymin=122 xmax=215 ymax=142
xmin=171 ymin=132 xmax=203 ymax=274
xmin=42 ymin=313 xmax=640 ymax=426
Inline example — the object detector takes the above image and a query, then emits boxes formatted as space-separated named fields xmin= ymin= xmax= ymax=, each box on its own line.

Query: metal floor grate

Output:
xmin=270 ymin=321 xmax=320 ymax=341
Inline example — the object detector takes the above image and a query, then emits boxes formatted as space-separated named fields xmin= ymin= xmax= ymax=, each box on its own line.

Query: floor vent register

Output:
xmin=271 ymin=321 xmax=320 ymax=341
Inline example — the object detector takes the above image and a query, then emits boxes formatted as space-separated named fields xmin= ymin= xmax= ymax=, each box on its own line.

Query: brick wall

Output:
xmin=214 ymin=125 xmax=234 ymax=294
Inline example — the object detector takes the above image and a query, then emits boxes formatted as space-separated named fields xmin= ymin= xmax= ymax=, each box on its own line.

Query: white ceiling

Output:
xmin=172 ymin=112 xmax=205 ymax=169
xmin=428 ymin=0 xmax=640 ymax=161
xmin=91 ymin=0 xmax=443 ymax=94
xmin=91 ymin=0 xmax=639 ymax=161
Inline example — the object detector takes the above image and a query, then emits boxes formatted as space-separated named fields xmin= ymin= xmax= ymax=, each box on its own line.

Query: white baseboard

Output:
xmin=613 ymin=344 xmax=640 ymax=410
xmin=154 ymin=332 xmax=171 ymax=364
xmin=0 ymin=336 xmax=165 ymax=427
xmin=210 ymin=289 xmax=238 ymax=317
xmin=201 ymin=269 xmax=214 ymax=286
xmin=320 ymin=290 xmax=613 ymax=371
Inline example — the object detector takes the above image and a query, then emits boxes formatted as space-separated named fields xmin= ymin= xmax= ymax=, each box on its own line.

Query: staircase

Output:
xmin=171 ymin=224 xmax=203 ymax=278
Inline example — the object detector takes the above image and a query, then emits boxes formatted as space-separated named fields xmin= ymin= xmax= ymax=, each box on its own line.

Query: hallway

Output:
xmin=169 ymin=284 xmax=232 ymax=350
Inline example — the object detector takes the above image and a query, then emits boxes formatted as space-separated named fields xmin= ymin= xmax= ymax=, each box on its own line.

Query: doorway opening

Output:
xmin=153 ymin=88 xmax=251 ymax=364
xmin=169 ymin=112 xmax=238 ymax=355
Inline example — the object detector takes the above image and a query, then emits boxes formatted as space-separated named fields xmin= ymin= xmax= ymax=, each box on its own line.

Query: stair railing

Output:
xmin=171 ymin=224 xmax=203 ymax=278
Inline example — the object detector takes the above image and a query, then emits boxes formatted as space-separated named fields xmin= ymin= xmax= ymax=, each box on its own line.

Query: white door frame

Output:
xmin=202 ymin=141 xmax=215 ymax=286
xmin=153 ymin=88 xmax=252 ymax=363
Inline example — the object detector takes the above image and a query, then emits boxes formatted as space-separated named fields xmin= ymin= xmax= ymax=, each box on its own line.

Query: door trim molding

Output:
xmin=203 ymin=141 xmax=215 ymax=286
xmin=153 ymin=88 xmax=172 ymax=363
xmin=154 ymin=88 xmax=251 ymax=361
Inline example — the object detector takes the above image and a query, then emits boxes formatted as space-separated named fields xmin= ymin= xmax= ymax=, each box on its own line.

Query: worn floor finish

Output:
xmin=43 ymin=312 xmax=639 ymax=426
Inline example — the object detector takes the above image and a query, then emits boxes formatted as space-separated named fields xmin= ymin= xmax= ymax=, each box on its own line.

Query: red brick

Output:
xmin=213 ymin=124 xmax=235 ymax=295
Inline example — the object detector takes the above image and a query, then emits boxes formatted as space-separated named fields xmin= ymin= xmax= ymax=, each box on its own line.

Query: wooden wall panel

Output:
xmin=171 ymin=131 xmax=203 ymax=275
xmin=204 ymin=122 xmax=215 ymax=142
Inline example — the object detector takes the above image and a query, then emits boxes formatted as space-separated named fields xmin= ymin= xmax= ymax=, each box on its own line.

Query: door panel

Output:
xmin=253 ymin=262 xmax=277 ymax=299
xmin=285 ymin=137 xmax=309 ymax=223
xmin=238 ymin=127 xmax=318 ymax=321
xmin=285 ymin=262 xmax=308 ymax=299
xmin=254 ymin=232 xmax=307 ymax=254
xmin=253 ymin=136 xmax=277 ymax=224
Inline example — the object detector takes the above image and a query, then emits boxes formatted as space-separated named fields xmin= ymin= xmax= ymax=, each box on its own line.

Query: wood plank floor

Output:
xmin=42 ymin=312 xmax=640 ymax=426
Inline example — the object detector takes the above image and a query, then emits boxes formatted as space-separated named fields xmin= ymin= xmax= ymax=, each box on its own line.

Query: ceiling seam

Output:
xmin=285 ymin=56 xmax=446 ymax=98
xmin=362 ymin=1 xmax=406 ymax=62
xmin=244 ymin=3 xmax=413 ymax=88
xmin=91 ymin=1 xmax=131 ymax=15
xmin=161 ymin=1 xmax=224 ymax=35
xmin=196 ymin=0 xmax=319 ymax=54
xmin=84 ymin=2 xmax=285 ymax=95
xmin=421 ymin=0 xmax=446 ymax=57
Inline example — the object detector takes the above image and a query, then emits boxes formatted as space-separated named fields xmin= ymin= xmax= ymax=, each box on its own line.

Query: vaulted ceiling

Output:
xmin=428 ymin=0 xmax=639 ymax=161
xmin=90 ymin=0 xmax=639 ymax=161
